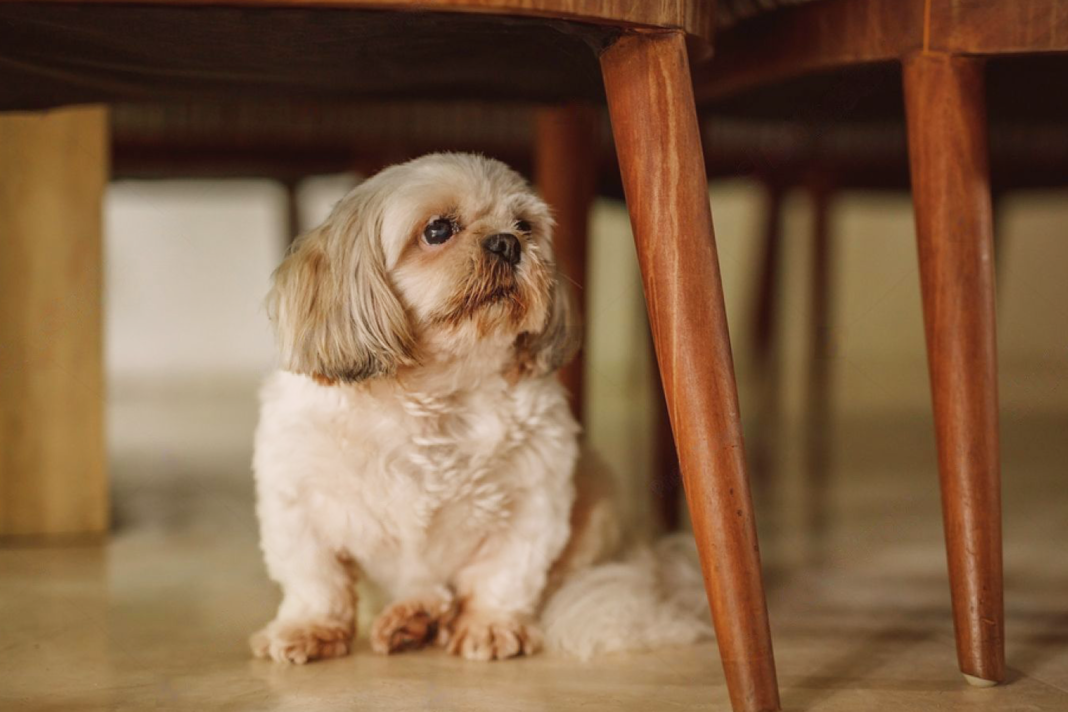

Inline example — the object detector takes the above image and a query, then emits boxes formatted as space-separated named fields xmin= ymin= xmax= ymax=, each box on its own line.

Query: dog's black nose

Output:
xmin=482 ymin=233 xmax=521 ymax=266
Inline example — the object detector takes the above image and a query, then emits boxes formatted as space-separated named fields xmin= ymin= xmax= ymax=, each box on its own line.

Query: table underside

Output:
xmin=0 ymin=4 xmax=617 ymax=110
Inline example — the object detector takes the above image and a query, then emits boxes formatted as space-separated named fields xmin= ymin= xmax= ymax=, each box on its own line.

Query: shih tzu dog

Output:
xmin=250 ymin=153 xmax=709 ymax=665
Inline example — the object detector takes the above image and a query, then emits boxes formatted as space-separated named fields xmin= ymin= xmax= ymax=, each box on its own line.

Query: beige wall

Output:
xmin=105 ymin=178 xmax=1068 ymax=504
xmin=581 ymin=183 xmax=1068 ymax=519
xmin=105 ymin=180 xmax=284 ymax=386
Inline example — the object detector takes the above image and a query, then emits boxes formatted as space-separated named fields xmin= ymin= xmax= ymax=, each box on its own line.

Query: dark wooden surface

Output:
xmin=601 ymin=30 xmax=780 ymax=712
xmin=107 ymin=94 xmax=1068 ymax=194
xmin=534 ymin=103 xmax=599 ymax=422
xmin=650 ymin=337 xmax=682 ymax=532
xmin=696 ymin=0 xmax=1068 ymax=103
xmin=689 ymin=0 xmax=1065 ymax=691
xmin=904 ymin=52 xmax=1004 ymax=685
xmin=0 ymin=4 xmax=617 ymax=109
xmin=928 ymin=0 xmax=1068 ymax=55
xmin=12 ymin=0 xmax=717 ymax=39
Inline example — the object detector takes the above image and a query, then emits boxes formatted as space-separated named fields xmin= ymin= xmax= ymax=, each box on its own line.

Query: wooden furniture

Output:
xmin=735 ymin=118 xmax=1068 ymax=572
xmin=695 ymin=0 xmax=1068 ymax=689
xmin=0 ymin=3 xmax=780 ymax=710
xmin=533 ymin=104 xmax=600 ymax=423
xmin=601 ymin=35 xmax=777 ymax=707
xmin=904 ymin=53 xmax=1003 ymax=688
xmin=0 ymin=106 xmax=109 ymax=538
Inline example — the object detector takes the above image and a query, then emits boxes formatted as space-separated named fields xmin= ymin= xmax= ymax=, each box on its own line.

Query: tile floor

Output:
xmin=1 ymin=385 xmax=1066 ymax=711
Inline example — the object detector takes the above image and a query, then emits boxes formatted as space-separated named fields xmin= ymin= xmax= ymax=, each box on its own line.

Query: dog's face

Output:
xmin=269 ymin=153 xmax=578 ymax=385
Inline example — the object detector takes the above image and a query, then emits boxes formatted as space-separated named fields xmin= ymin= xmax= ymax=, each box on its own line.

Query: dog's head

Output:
xmin=268 ymin=153 xmax=579 ymax=385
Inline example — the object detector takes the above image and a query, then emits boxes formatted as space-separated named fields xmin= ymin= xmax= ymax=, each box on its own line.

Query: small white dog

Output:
xmin=251 ymin=153 xmax=709 ymax=665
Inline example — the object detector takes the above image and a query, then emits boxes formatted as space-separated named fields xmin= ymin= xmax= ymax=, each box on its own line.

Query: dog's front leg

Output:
xmin=250 ymin=501 xmax=356 ymax=664
xmin=445 ymin=486 xmax=571 ymax=661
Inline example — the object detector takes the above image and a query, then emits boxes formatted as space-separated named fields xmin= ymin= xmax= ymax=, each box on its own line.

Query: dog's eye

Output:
xmin=515 ymin=219 xmax=532 ymax=234
xmin=423 ymin=217 xmax=455 ymax=245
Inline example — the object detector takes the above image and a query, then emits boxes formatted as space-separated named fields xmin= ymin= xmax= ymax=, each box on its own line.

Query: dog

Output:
xmin=250 ymin=153 xmax=710 ymax=665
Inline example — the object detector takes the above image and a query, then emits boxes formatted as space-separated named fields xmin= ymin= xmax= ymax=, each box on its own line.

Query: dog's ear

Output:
xmin=268 ymin=212 xmax=415 ymax=384
xmin=515 ymin=270 xmax=582 ymax=379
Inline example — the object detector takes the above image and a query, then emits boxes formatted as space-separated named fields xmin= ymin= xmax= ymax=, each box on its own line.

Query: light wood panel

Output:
xmin=0 ymin=106 xmax=109 ymax=538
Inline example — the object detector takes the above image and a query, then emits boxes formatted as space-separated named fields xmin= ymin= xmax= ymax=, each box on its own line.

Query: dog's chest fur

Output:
xmin=254 ymin=371 xmax=570 ymax=596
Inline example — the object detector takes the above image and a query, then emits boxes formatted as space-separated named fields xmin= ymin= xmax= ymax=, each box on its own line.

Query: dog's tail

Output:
xmin=540 ymin=533 xmax=714 ymax=659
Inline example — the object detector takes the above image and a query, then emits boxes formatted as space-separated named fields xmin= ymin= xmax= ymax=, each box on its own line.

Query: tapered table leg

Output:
xmin=903 ymin=52 xmax=1004 ymax=687
xmin=650 ymin=353 xmax=682 ymax=532
xmin=601 ymin=31 xmax=780 ymax=712
xmin=804 ymin=178 xmax=834 ymax=565
xmin=534 ymin=103 xmax=599 ymax=422
xmin=748 ymin=181 xmax=785 ymax=494
xmin=0 ymin=106 xmax=108 ymax=538
xmin=750 ymin=181 xmax=785 ymax=379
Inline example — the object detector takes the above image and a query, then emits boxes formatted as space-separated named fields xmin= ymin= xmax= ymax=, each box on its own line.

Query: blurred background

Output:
xmin=105 ymin=169 xmax=1068 ymax=532
xmin=4 ymin=1 xmax=1068 ymax=707
xmin=4 ymin=106 xmax=1066 ymax=711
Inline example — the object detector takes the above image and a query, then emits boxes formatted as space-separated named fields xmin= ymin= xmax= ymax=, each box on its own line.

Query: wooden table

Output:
xmin=0 ymin=3 xmax=781 ymax=711
xmin=693 ymin=0 xmax=1068 ymax=691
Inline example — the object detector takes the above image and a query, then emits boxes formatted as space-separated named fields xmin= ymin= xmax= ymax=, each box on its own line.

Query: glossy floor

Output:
xmin=1 ymin=386 xmax=1066 ymax=711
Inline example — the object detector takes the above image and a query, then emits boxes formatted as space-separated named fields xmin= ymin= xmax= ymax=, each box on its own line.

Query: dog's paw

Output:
xmin=250 ymin=620 xmax=353 ymax=664
xmin=444 ymin=611 xmax=542 ymax=661
xmin=371 ymin=594 xmax=456 ymax=655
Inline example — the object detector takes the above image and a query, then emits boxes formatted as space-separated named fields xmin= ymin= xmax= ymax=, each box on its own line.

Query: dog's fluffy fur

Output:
xmin=250 ymin=153 xmax=710 ymax=664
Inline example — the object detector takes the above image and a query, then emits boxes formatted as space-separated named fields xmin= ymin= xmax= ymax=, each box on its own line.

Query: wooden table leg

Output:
xmin=650 ymin=336 xmax=681 ymax=531
xmin=748 ymin=181 xmax=785 ymax=493
xmin=903 ymin=52 xmax=1004 ymax=687
xmin=601 ymin=31 xmax=781 ymax=712
xmin=282 ymin=177 xmax=302 ymax=247
xmin=804 ymin=178 xmax=834 ymax=565
xmin=534 ymin=103 xmax=599 ymax=423
xmin=750 ymin=181 xmax=785 ymax=380
xmin=0 ymin=106 xmax=109 ymax=538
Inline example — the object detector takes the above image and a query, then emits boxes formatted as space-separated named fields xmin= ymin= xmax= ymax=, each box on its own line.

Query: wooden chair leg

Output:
xmin=748 ymin=181 xmax=786 ymax=492
xmin=601 ymin=32 xmax=780 ymax=712
xmin=903 ymin=53 xmax=1004 ymax=687
xmin=0 ymin=106 xmax=108 ymax=537
xmin=804 ymin=178 xmax=834 ymax=564
xmin=534 ymin=103 xmax=599 ymax=423
xmin=750 ymin=181 xmax=785 ymax=378
xmin=282 ymin=177 xmax=302 ymax=247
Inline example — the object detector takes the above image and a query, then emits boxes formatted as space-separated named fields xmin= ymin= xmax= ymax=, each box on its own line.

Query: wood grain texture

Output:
xmin=11 ymin=0 xmax=716 ymax=42
xmin=601 ymin=31 xmax=780 ymax=712
xmin=534 ymin=103 xmax=599 ymax=422
xmin=695 ymin=0 xmax=1068 ymax=103
xmin=650 ymin=342 xmax=681 ymax=532
xmin=0 ymin=106 xmax=109 ymax=538
xmin=0 ymin=5 xmax=616 ymax=109
xmin=695 ymin=0 xmax=924 ymax=102
xmin=903 ymin=52 xmax=1004 ymax=685
xmin=928 ymin=0 xmax=1068 ymax=55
